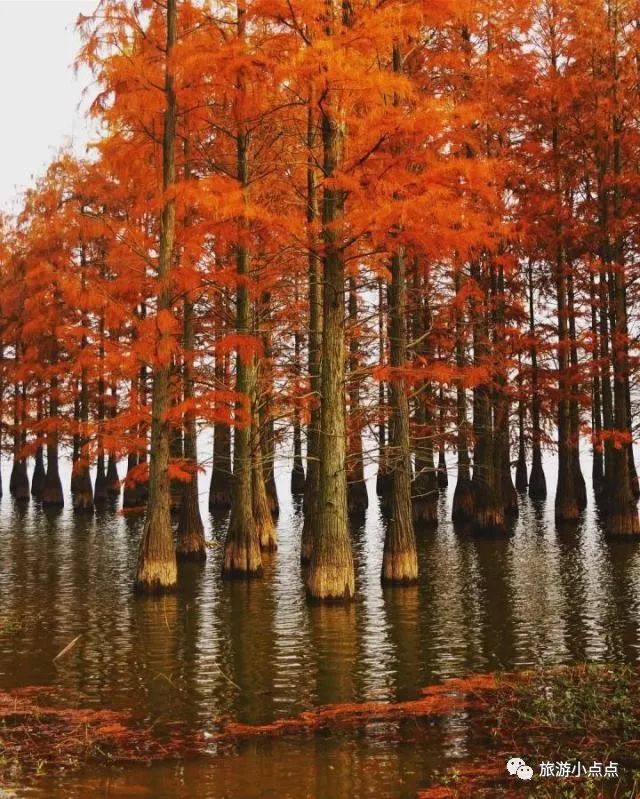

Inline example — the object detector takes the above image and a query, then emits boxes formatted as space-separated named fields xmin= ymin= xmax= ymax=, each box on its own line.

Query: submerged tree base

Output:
xmin=306 ymin=561 xmax=355 ymax=602
xmin=258 ymin=523 xmax=278 ymax=552
xmin=42 ymin=476 xmax=64 ymax=508
xmin=605 ymin=503 xmax=640 ymax=537
xmin=471 ymin=490 xmax=508 ymax=535
xmin=72 ymin=490 xmax=94 ymax=513
xmin=10 ymin=462 xmax=30 ymax=501
xmin=347 ymin=480 xmax=369 ymax=515
xmin=222 ymin=538 xmax=263 ymax=578
xmin=412 ymin=497 xmax=438 ymax=528
xmin=452 ymin=478 xmax=474 ymax=523
xmin=176 ymin=534 xmax=207 ymax=561
xmin=528 ymin=462 xmax=547 ymax=500
xmin=381 ymin=548 xmax=418 ymax=584
xmin=134 ymin=558 xmax=178 ymax=594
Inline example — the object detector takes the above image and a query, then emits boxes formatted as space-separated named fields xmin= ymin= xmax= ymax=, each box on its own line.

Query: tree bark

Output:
xmin=452 ymin=269 xmax=474 ymax=522
xmin=42 ymin=377 xmax=64 ymax=508
xmin=291 ymin=289 xmax=306 ymax=495
xmin=376 ymin=278 xmax=391 ymax=505
xmin=306 ymin=94 xmax=355 ymax=601
xmin=176 ymin=295 xmax=206 ymax=560
xmin=411 ymin=270 xmax=438 ymax=527
xmin=382 ymin=249 xmax=418 ymax=584
xmin=223 ymin=4 xmax=263 ymax=577
xmin=527 ymin=260 xmax=547 ymax=499
xmin=346 ymin=276 xmax=368 ymax=515
xmin=470 ymin=261 xmax=505 ymax=534
xmin=301 ymin=99 xmax=322 ymax=564
xmin=134 ymin=0 xmax=179 ymax=593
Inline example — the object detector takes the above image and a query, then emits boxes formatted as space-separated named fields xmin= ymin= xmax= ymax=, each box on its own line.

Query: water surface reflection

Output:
xmin=0 ymin=453 xmax=639 ymax=797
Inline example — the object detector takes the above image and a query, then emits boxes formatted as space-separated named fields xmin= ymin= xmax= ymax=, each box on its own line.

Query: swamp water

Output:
xmin=0 ymin=453 xmax=639 ymax=798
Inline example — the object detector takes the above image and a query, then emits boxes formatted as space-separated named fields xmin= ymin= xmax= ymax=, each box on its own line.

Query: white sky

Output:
xmin=0 ymin=0 xmax=99 ymax=210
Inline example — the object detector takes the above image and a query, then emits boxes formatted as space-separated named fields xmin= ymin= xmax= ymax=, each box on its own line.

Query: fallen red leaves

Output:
xmin=2 ymin=665 xmax=637 ymax=799
xmin=0 ymin=685 xmax=199 ymax=776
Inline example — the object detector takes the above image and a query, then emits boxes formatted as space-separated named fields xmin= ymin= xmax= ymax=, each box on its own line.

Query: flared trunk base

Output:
xmin=94 ymin=471 xmax=108 ymax=506
xmin=42 ymin=474 xmax=64 ymax=507
xmin=555 ymin=495 xmax=580 ymax=522
xmin=123 ymin=487 xmax=147 ymax=509
xmin=472 ymin=503 xmax=507 ymax=536
xmin=605 ymin=503 xmax=640 ymax=537
xmin=106 ymin=460 xmax=121 ymax=496
xmin=258 ymin=518 xmax=278 ymax=552
xmin=452 ymin=478 xmax=474 ymax=523
xmin=412 ymin=497 xmax=438 ymax=528
xmin=381 ymin=548 xmax=418 ymax=585
xmin=31 ymin=462 xmax=45 ymax=498
xmin=176 ymin=535 xmax=207 ymax=561
xmin=503 ymin=472 xmax=519 ymax=517
xmin=72 ymin=490 xmax=94 ymax=513
xmin=134 ymin=559 xmax=178 ymax=594
xmin=515 ymin=458 xmax=528 ymax=492
xmin=575 ymin=469 xmax=588 ymax=511
xmin=10 ymin=463 xmax=30 ymax=501
xmin=176 ymin=486 xmax=206 ymax=561
xmin=528 ymin=461 xmax=547 ymax=500
xmin=306 ymin=561 xmax=355 ymax=602
xmin=222 ymin=540 xmax=263 ymax=578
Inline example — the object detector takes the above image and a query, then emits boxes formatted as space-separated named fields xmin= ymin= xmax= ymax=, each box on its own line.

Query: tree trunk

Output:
xmin=106 ymin=386 xmax=121 ymax=496
xmin=306 ymin=98 xmax=355 ymax=601
xmin=209 ymin=306 xmax=233 ymax=508
xmin=495 ymin=266 xmax=518 ymax=519
xmin=515 ymin=387 xmax=528 ymax=492
xmin=291 ymin=296 xmax=306 ymax=495
xmin=210 ymin=420 xmax=232 ymax=508
xmin=134 ymin=0 xmax=179 ymax=593
xmin=589 ymin=268 xmax=605 ymax=501
xmin=252 ymin=407 xmax=277 ymax=551
xmin=123 ymin=451 xmax=139 ymax=508
xmin=94 ymin=313 xmax=108 ymax=506
xmin=605 ymin=91 xmax=639 ymax=536
xmin=376 ymin=278 xmax=391 ymax=505
xmin=42 ymin=378 xmax=64 ymax=508
xmin=567 ymin=265 xmax=587 ymax=510
xmin=176 ymin=291 xmax=206 ymax=561
xmin=73 ymin=336 xmax=94 ymax=512
xmin=552 ymin=109 xmax=579 ymax=523
xmin=31 ymin=391 xmax=45 ymax=498
xmin=452 ymin=269 xmax=474 ymax=522
xmin=437 ymin=387 xmax=448 ymax=490
xmin=258 ymin=301 xmax=279 ymax=519
xmin=223 ymin=11 xmax=263 ymax=577
xmin=10 ymin=381 xmax=30 ymax=501
xmin=470 ymin=261 xmax=505 ymax=534
xmin=527 ymin=259 xmax=547 ymax=499
xmin=382 ymin=249 xmax=418 ymax=584
xmin=346 ymin=277 xmax=368 ymax=515
xmin=301 ymin=99 xmax=322 ymax=564
xmin=411 ymin=271 xmax=438 ymax=527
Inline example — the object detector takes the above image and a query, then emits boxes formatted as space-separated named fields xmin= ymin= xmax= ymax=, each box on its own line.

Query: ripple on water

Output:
xmin=1 ymin=451 xmax=640 ymax=798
